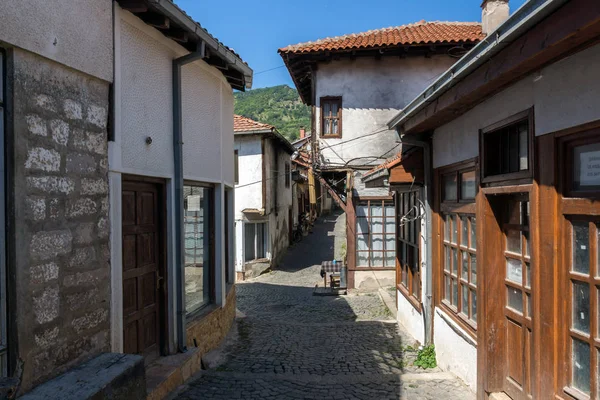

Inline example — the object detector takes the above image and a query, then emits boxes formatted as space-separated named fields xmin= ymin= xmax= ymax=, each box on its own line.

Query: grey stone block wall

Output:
xmin=11 ymin=49 xmax=111 ymax=393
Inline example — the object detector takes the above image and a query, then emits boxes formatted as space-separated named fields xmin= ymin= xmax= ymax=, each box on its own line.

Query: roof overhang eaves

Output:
xmin=362 ymin=168 xmax=389 ymax=183
xmin=387 ymin=0 xmax=570 ymax=133
xmin=234 ymin=128 xmax=274 ymax=135
xmin=145 ymin=0 xmax=253 ymax=90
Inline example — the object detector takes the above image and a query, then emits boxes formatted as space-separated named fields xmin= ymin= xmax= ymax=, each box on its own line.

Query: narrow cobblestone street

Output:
xmin=172 ymin=213 xmax=475 ymax=400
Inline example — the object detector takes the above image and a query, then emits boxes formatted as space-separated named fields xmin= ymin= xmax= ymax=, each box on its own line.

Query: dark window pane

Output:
xmin=507 ymin=286 xmax=523 ymax=313
xmin=470 ymin=290 xmax=477 ymax=323
xmin=572 ymin=281 xmax=590 ymax=335
xmin=484 ymin=118 xmax=529 ymax=177
xmin=573 ymin=222 xmax=590 ymax=274
xmin=461 ymin=216 xmax=468 ymax=247
xmin=571 ymin=338 xmax=591 ymax=394
xmin=443 ymin=174 xmax=457 ymax=201
xmin=461 ymin=284 xmax=468 ymax=316
xmin=573 ymin=142 xmax=600 ymax=192
xmin=460 ymin=170 xmax=476 ymax=199
xmin=470 ymin=217 xmax=477 ymax=250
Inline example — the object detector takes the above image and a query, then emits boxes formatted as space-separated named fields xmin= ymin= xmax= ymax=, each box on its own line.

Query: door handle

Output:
xmin=156 ymin=271 xmax=164 ymax=291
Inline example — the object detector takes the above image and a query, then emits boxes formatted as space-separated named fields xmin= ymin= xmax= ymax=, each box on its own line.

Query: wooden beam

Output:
xmin=140 ymin=12 xmax=170 ymax=29
xmin=165 ymin=31 xmax=188 ymax=43
xmin=118 ymin=0 xmax=148 ymax=13
xmin=403 ymin=0 xmax=600 ymax=134
xmin=318 ymin=176 xmax=347 ymax=212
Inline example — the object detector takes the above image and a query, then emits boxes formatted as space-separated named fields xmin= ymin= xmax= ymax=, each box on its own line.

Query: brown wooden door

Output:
xmin=498 ymin=196 xmax=534 ymax=399
xmin=122 ymin=180 xmax=163 ymax=358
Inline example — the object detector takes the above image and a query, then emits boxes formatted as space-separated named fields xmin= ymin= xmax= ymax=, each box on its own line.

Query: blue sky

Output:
xmin=175 ymin=0 xmax=527 ymax=89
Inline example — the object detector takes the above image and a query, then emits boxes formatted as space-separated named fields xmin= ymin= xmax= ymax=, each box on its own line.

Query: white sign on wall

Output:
xmin=580 ymin=151 xmax=600 ymax=186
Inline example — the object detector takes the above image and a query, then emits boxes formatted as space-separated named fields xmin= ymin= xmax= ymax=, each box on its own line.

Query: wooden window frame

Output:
xmin=356 ymin=199 xmax=396 ymax=269
xmin=320 ymin=96 xmax=342 ymax=138
xmin=183 ymin=181 xmax=216 ymax=318
xmin=561 ymin=127 xmax=600 ymax=199
xmin=396 ymin=188 xmax=422 ymax=312
xmin=234 ymin=150 xmax=239 ymax=185
xmin=285 ymin=162 xmax=291 ymax=188
xmin=479 ymin=108 xmax=535 ymax=186
xmin=436 ymin=159 xmax=478 ymax=337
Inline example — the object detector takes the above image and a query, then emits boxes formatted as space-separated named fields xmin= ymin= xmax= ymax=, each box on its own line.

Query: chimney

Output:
xmin=481 ymin=0 xmax=509 ymax=36
xmin=299 ymin=128 xmax=306 ymax=139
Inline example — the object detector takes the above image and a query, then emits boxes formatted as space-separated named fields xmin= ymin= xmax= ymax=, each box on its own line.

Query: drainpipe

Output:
xmin=173 ymin=41 xmax=206 ymax=353
xmin=397 ymin=133 xmax=434 ymax=345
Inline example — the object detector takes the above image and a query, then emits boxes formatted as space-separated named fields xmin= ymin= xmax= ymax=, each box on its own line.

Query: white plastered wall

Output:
xmin=0 ymin=0 xmax=113 ymax=82
xmin=110 ymin=6 xmax=235 ymax=353
xmin=315 ymin=56 xmax=455 ymax=168
xmin=433 ymin=43 xmax=600 ymax=168
xmin=233 ymin=134 xmax=264 ymax=272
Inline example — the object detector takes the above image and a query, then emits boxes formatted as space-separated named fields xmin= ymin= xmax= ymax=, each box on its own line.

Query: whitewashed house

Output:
xmin=280 ymin=20 xmax=484 ymax=291
xmin=233 ymin=115 xmax=295 ymax=280
xmin=109 ymin=0 xmax=251 ymax=396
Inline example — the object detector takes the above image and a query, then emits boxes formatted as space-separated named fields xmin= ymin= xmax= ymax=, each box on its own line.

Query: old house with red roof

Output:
xmin=279 ymin=13 xmax=485 ymax=293
xmin=233 ymin=115 xmax=295 ymax=280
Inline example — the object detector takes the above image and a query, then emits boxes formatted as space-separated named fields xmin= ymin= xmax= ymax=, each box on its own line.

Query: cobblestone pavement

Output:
xmin=173 ymin=212 xmax=475 ymax=400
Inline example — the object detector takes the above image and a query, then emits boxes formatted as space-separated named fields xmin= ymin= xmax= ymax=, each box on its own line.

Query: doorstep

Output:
xmin=146 ymin=348 xmax=201 ymax=400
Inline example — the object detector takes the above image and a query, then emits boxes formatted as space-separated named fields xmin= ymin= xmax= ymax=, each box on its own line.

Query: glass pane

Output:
xmin=371 ymin=236 xmax=383 ymax=251
xmin=506 ymin=229 xmax=521 ymax=254
xmin=572 ymin=281 xmax=590 ymax=335
xmin=385 ymin=219 xmax=396 ymax=235
xmin=357 ymin=252 xmax=370 ymax=267
xmin=385 ymin=236 xmax=395 ymax=252
xmin=572 ymin=338 xmax=591 ymax=394
xmin=526 ymin=293 xmax=531 ymax=317
xmin=445 ymin=214 xmax=450 ymax=242
xmin=385 ymin=253 xmax=395 ymax=268
xmin=506 ymin=258 xmax=522 ymax=284
xmin=371 ymin=218 xmax=383 ymax=234
xmin=471 ymin=255 xmax=477 ymax=285
xmin=357 ymin=234 xmax=369 ymax=251
xmin=371 ymin=204 xmax=383 ymax=217
xmin=452 ymin=248 xmax=458 ymax=275
xmin=184 ymin=186 xmax=211 ymax=314
xmin=356 ymin=205 xmax=368 ymax=217
xmin=372 ymin=252 xmax=383 ymax=267
xmin=331 ymin=102 xmax=338 ymax=116
xmin=573 ymin=222 xmax=590 ymax=274
xmin=357 ymin=217 xmax=369 ymax=234
xmin=461 ymin=252 xmax=469 ymax=280
xmin=573 ymin=142 xmax=600 ymax=191
xmin=452 ymin=279 xmax=458 ymax=306
xmin=461 ymin=285 xmax=469 ymax=316
xmin=461 ymin=217 xmax=468 ymax=247
xmin=402 ymin=266 xmax=408 ymax=286
xmin=412 ymin=272 xmax=419 ymax=297
xmin=507 ymin=286 xmax=523 ymax=313
xmin=460 ymin=170 xmax=476 ymax=199
xmin=452 ymin=215 xmax=458 ymax=244
xmin=524 ymin=231 xmax=530 ymax=258
xmin=244 ymin=223 xmax=256 ymax=261
xmin=444 ymin=246 xmax=450 ymax=272
xmin=470 ymin=290 xmax=477 ymax=323
xmin=470 ymin=217 xmax=477 ymax=250
xmin=385 ymin=205 xmax=395 ymax=218
xmin=443 ymin=174 xmax=458 ymax=201
xmin=323 ymin=102 xmax=331 ymax=117
xmin=519 ymin=123 xmax=529 ymax=171
xmin=445 ymin=276 xmax=451 ymax=301
xmin=525 ymin=263 xmax=531 ymax=289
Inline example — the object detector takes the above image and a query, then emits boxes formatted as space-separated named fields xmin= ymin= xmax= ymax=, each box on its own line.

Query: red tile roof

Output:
xmin=279 ymin=21 xmax=484 ymax=54
xmin=234 ymin=115 xmax=274 ymax=133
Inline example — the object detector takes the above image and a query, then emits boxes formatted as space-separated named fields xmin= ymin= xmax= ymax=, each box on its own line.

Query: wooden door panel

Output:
xmin=124 ymin=321 xmax=138 ymax=354
xmin=123 ymin=191 xmax=136 ymax=226
xmin=137 ymin=233 xmax=155 ymax=267
xmin=122 ymin=179 xmax=163 ymax=358
xmin=141 ymin=273 xmax=156 ymax=309
xmin=507 ymin=319 xmax=524 ymax=386
xmin=123 ymin=278 xmax=138 ymax=317
xmin=123 ymin=235 xmax=137 ymax=271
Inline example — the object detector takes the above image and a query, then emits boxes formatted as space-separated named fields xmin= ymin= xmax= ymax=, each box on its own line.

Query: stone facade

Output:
xmin=12 ymin=49 xmax=110 ymax=393
xmin=186 ymin=287 xmax=236 ymax=358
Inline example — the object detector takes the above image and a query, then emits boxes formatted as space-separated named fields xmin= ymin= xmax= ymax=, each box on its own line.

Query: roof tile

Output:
xmin=279 ymin=21 xmax=484 ymax=54
xmin=234 ymin=115 xmax=274 ymax=133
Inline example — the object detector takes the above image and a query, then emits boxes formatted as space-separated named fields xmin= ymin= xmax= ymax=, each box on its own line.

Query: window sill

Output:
xmin=563 ymin=386 xmax=590 ymax=400
xmin=351 ymin=266 xmax=396 ymax=271
xmin=435 ymin=307 xmax=477 ymax=346
xmin=321 ymin=134 xmax=342 ymax=139
xmin=397 ymin=284 xmax=421 ymax=313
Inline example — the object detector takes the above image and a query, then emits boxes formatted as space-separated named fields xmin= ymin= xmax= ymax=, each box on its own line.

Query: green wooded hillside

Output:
xmin=234 ymin=85 xmax=310 ymax=142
